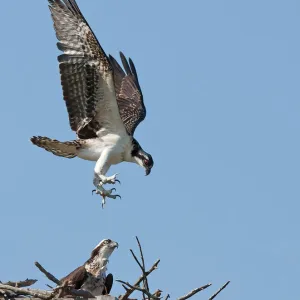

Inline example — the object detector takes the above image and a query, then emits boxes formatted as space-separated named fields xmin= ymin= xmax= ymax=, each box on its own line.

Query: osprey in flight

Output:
xmin=60 ymin=239 xmax=118 ymax=296
xmin=31 ymin=0 xmax=153 ymax=206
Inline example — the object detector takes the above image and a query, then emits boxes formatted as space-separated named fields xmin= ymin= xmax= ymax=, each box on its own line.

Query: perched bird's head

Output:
xmin=90 ymin=239 xmax=119 ymax=261
xmin=131 ymin=139 xmax=154 ymax=176
xmin=85 ymin=239 xmax=118 ymax=276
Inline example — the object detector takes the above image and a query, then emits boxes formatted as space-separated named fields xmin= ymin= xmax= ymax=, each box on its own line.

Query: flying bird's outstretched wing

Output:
xmin=109 ymin=53 xmax=146 ymax=136
xmin=48 ymin=0 xmax=125 ymax=139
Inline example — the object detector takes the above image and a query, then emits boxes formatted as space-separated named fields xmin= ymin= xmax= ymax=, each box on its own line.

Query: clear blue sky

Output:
xmin=1 ymin=1 xmax=299 ymax=299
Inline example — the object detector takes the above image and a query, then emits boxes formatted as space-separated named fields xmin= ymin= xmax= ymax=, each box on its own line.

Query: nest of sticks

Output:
xmin=0 ymin=237 xmax=230 ymax=300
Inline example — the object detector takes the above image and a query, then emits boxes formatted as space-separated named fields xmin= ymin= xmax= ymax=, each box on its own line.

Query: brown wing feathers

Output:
xmin=110 ymin=52 xmax=146 ymax=136
xmin=104 ymin=273 xmax=113 ymax=295
xmin=48 ymin=0 xmax=111 ymax=139
xmin=49 ymin=0 xmax=147 ymax=138
xmin=60 ymin=265 xmax=87 ymax=289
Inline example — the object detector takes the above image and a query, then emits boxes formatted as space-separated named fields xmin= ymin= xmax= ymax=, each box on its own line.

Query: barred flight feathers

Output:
xmin=48 ymin=0 xmax=115 ymax=139
xmin=30 ymin=136 xmax=80 ymax=158
xmin=110 ymin=52 xmax=146 ymax=136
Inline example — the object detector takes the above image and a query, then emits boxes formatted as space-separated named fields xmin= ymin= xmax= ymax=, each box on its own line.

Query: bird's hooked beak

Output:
xmin=145 ymin=167 xmax=151 ymax=176
xmin=111 ymin=241 xmax=119 ymax=249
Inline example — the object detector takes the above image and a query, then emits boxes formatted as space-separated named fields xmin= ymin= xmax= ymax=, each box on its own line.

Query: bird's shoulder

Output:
xmin=60 ymin=265 xmax=87 ymax=289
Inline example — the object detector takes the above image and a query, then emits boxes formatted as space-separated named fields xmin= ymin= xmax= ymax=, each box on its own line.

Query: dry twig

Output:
xmin=0 ymin=283 xmax=53 ymax=300
xmin=1 ymin=279 xmax=37 ymax=288
xmin=208 ymin=281 xmax=230 ymax=300
xmin=117 ymin=280 xmax=159 ymax=300
xmin=122 ymin=284 xmax=130 ymax=292
xmin=177 ymin=283 xmax=212 ymax=300
xmin=129 ymin=249 xmax=147 ymax=300
xmin=164 ymin=294 xmax=170 ymax=300
xmin=34 ymin=261 xmax=61 ymax=285
xmin=119 ymin=259 xmax=160 ymax=300
xmin=136 ymin=237 xmax=149 ymax=294
xmin=46 ymin=284 xmax=53 ymax=289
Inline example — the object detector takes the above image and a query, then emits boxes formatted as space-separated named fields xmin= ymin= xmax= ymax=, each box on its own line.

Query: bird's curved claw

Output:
xmin=115 ymin=179 xmax=121 ymax=184
xmin=115 ymin=194 xmax=121 ymax=199
xmin=111 ymin=188 xmax=116 ymax=193
xmin=92 ymin=189 xmax=96 ymax=195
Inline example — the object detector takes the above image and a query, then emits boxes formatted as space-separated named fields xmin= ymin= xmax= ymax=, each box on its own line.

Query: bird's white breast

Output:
xmin=77 ymin=133 xmax=132 ymax=163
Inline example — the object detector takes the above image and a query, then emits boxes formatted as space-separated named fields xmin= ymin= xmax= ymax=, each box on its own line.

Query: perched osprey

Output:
xmin=60 ymin=239 xmax=118 ymax=296
xmin=31 ymin=0 xmax=153 ymax=206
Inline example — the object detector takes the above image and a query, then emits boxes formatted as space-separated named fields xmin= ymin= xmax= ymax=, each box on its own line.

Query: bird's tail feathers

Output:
xmin=30 ymin=136 xmax=80 ymax=158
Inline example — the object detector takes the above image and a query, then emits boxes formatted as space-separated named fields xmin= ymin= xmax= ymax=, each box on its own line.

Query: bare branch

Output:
xmin=208 ymin=281 xmax=230 ymax=300
xmin=46 ymin=284 xmax=53 ymax=289
xmin=122 ymin=284 xmax=130 ymax=291
xmin=117 ymin=280 xmax=159 ymax=300
xmin=119 ymin=259 xmax=160 ymax=300
xmin=177 ymin=283 xmax=212 ymax=300
xmin=0 ymin=283 xmax=53 ymax=300
xmin=129 ymin=250 xmax=145 ymax=277
xmin=129 ymin=249 xmax=146 ymax=300
xmin=136 ymin=236 xmax=149 ymax=293
xmin=1 ymin=279 xmax=37 ymax=288
xmin=34 ymin=261 xmax=61 ymax=285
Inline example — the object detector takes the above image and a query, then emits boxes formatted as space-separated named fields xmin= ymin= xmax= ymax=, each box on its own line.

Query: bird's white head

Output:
xmin=91 ymin=239 xmax=119 ymax=261
xmin=131 ymin=138 xmax=154 ymax=176
xmin=85 ymin=239 xmax=118 ymax=276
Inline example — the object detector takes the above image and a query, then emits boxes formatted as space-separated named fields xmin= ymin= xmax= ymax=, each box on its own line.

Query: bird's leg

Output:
xmin=94 ymin=150 xmax=120 ymax=185
xmin=99 ymin=173 xmax=120 ymax=185
xmin=92 ymin=150 xmax=121 ymax=207
xmin=92 ymin=184 xmax=121 ymax=208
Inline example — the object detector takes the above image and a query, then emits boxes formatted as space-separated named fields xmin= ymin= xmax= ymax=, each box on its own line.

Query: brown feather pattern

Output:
xmin=48 ymin=0 xmax=112 ymax=139
xmin=30 ymin=136 xmax=80 ymax=158
xmin=49 ymin=0 xmax=147 ymax=138
xmin=110 ymin=52 xmax=146 ymax=136
xmin=60 ymin=265 xmax=87 ymax=289
xmin=60 ymin=240 xmax=116 ymax=295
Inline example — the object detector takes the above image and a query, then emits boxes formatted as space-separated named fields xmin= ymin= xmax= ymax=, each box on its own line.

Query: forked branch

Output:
xmin=119 ymin=259 xmax=160 ymax=300
xmin=117 ymin=280 xmax=159 ymax=300
xmin=136 ymin=236 xmax=150 ymax=292
xmin=118 ymin=237 xmax=230 ymax=300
